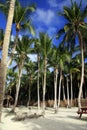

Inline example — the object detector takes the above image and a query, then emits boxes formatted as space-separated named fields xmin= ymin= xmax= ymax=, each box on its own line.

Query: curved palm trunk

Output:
xmin=0 ymin=0 xmax=15 ymax=122
xmin=54 ymin=67 xmax=58 ymax=113
xmin=70 ymin=73 xmax=73 ymax=107
xmin=37 ymin=54 xmax=40 ymax=110
xmin=42 ymin=58 xmax=47 ymax=114
xmin=12 ymin=62 xmax=23 ymax=112
xmin=78 ymin=31 xmax=84 ymax=110
xmin=58 ymin=70 xmax=62 ymax=109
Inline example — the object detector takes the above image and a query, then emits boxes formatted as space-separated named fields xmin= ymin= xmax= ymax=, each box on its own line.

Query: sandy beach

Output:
xmin=0 ymin=107 xmax=87 ymax=130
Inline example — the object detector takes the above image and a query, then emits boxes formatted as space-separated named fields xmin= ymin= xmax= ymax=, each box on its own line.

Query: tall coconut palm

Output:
xmin=8 ymin=0 xmax=36 ymax=66
xmin=34 ymin=39 xmax=42 ymax=110
xmin=37 ymin=54 xmax=40 ymax=109
xmin=56 ymin=0 xmax=87 ymax=109
xmin=0 ymin=0 xmax=36 ymax=66
xmin=24 ymin=61 xmax=36 ymax=107
xmin=57 ymin=44 xmax=70 ymax=109
xmin=0 ymin=0 xmax=15 ymax=122
xmin=69 ymin=46 xmax=80 ymax=107
xmin=48 ymin=45 xmax=59 ymax=113
xmin=12 ymin=36 xmax=33 ymax=112
xmin=38 ymin=32 xmax=52 ymax=114
xmin=64 ymin=45 xmax=80 ymax=107
xmin=65 ymin=61 xmax=80 ymax=107
xmin=69 ymin=55 xmax=80 ymax=106
xmin=0 ymin=0 xmax=36 ymax=36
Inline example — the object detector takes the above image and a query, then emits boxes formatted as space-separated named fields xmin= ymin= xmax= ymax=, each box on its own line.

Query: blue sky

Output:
xmin=28 ymin=0 xmax=87 ymax=47
xmin=0 ymin=0 xmax=87 ymax=47
xmin=30 ymin=0 xmax=86 ymax=36
xmin=0 ymin=0 xmax=87 ymax=63
xmin=31 ymin=0 xmax=69 ymax=42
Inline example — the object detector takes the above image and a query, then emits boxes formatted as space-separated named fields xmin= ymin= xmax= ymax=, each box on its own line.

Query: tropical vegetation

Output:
xmin=0 ymin=0 xmax=87 ymax=122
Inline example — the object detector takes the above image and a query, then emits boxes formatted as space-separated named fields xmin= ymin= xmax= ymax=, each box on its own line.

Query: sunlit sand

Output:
xmin=0 ymin=107 xmax=87 ymax=130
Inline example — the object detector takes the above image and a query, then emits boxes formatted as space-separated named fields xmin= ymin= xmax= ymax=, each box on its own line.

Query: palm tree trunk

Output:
xmin=70 ymin=73 xmax=73 ymax=107
xmin=27 ymin=77 xmax=31 ymax=107
xmin=62 ymin=81 xmax=66 ymax=101
xmin=54 ymin=67 xmax=58 ymax=113
xmin=13 ymin=76 xmax=21 ymax=111
xmin=67 ymin=76 xmax=70 ymax=108
xmin=37 ymin=54 xmax=40 ymax=110
xmin=42 ymin=58 xmax=47 ymax=114
xmin=58 ymin=70 xmax=62 ymax=108
xmin=0 ymin=0 xmax=15 ymax=122
xmin=12 ymin=63 xmax=23 ymax=112
xmin=78 ymin=31 xmax=84 ymax=110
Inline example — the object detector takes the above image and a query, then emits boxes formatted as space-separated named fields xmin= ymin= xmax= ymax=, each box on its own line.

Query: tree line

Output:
xmin=0 ymin=0 xmax=87 ymax=121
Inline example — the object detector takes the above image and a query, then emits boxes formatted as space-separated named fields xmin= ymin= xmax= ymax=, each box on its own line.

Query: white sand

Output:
xmin=0 ymin=107 xmax=87 ymax=130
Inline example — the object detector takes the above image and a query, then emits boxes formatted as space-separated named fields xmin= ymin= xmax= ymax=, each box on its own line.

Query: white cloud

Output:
xmin=11 ymin=34 xmax=22 ymax=41
xmin=18 ymin=34 xmax=22 ymax=40
xmin=49 ymin=67 xmax=53 ymax=72
xmin=32 ymin=7 xmax=67 ymax=37
xmin=48 ymin=0 xmax=58 ymax=7
xmin=28 ymin=54 xmax=37 ymax=62
xmin=11 ymin=35 xmax=15 ymax=41
xmin=33 ymin=8 xmax=55 ymax=26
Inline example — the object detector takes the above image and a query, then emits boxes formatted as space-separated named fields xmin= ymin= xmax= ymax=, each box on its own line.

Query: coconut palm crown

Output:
xmin=56 ymin=0 xmax=87 ymax=109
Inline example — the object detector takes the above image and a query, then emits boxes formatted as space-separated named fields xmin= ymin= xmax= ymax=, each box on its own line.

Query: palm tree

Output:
xmin=6 ymin=68 xmax=18 ymax=96
xmin=24 ymin=61 xmax=36 ymax=107
xmin=64 ymin=45 xmax=80 ymax=107
xmin=65 ymin=61 xmax=80 ymax=107
xmin=57 ymin=44 xmax=70 ymax=109
xmin=0 ymin=0 xmax=36 ymax=66
xmin=34 ymin=39 xmax=42 ymax=110
xmin=69 ymin=55 xmax=80 ymax=106
xmin=0 ymin=0 xmax=15 ymax=122
xmin=38 ymin=32 xmax=52 ymax=114
xmin=13 ymin=0 xmax=36 ymax=34
xmin=8 ymin=0 xmax=36 ymax=66
xmin=37 ymin=54 xmax=40 ymax=109
xmin=12 ymin=36 xmax=33 ymax=112
xmin=48 ymin=45 xmax=59 ymax=113
xmin=56 ymin=0 xmax=87 ymax=109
